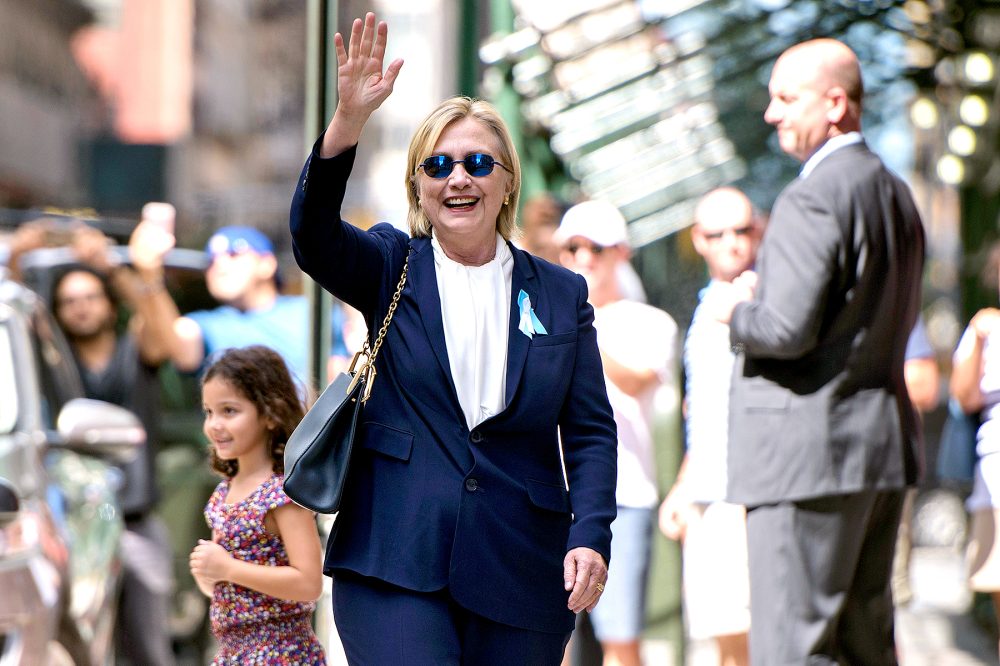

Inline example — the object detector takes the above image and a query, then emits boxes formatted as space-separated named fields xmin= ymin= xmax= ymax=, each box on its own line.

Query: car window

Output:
xmin=0 ymin=324 xmax=16 ymax=434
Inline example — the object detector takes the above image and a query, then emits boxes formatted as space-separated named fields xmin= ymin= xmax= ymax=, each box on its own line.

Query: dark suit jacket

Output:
xmin=728 ymin=141 xmax=925 ymax=507
xmin=289 ymin=144 xmax=617 ymax=634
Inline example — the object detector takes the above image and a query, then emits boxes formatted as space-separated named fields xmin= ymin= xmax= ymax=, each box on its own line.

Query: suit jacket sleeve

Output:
xmin=559 ymin=275 xmax=618 ymax=564
xmin=289 ymin=138 xmax=402 ymax=314
xmin=730 ymin=184 xmax=843 ymax=359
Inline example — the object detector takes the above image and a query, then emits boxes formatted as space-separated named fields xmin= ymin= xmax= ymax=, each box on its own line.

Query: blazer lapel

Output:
xmin=408 ymin=239 xmax=463 ymax=414
xmin=504 ymin=243 xmax=537 ymax=406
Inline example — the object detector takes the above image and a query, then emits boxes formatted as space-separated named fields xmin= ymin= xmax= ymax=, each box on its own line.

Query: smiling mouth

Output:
xmin=444 ymin=197 xmax=479 ymax=209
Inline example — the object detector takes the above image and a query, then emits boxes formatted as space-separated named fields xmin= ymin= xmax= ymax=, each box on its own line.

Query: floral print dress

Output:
xmin=204 ymin=473 xmax=326 ymax=665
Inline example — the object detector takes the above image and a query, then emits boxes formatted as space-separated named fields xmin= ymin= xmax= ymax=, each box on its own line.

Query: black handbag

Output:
xmin=283 ymin=257 xmax=409 ymax=513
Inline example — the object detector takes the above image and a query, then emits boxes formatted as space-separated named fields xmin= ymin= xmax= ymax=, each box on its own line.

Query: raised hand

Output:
xmin=70 ymin=225 xmax=116 ymax=274
xmin=321 ymin=12 xmax=404 ymax=157
xmin=128 ymin=218 xmax=175 ymax=279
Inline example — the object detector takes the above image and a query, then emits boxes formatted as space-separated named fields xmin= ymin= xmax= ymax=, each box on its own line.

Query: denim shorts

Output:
xmin=589 ymin=506 xmax=653 ymax=642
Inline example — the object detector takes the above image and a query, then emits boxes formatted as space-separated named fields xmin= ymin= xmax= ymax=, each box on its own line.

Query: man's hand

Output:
xmin=564 ymin=547 xmax=608 ymax=613
xmin=705 ymin=270 xmax=757 ymax=324
xmin=128 ymin=219 xmax=175 ymax=278
xmin=7 ymin=220 xmax=51 ymax=281
xmin=71 ymin=225 xmax=116 ymax=273
xmin=658 ymin=484 xmax=693 ymax=542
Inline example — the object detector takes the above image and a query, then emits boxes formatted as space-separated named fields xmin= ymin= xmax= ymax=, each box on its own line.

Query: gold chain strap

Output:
xmin=369 ymin=256 xmax=409 ymax=362
xmin=347 ymin=254 xmax=409 ymax=402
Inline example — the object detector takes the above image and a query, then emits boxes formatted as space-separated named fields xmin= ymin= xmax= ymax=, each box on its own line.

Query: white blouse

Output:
xmin=431 ymin=232 xmax=513 ymax=430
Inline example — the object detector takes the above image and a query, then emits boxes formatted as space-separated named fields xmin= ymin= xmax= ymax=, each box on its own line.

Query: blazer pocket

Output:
xmin=526 ymin=478 xmax=571 ymax=513
xmin=529 ymin=331 xmax=577 ymax=348
xmin=359 ymin=421 xmax=414 ymax=461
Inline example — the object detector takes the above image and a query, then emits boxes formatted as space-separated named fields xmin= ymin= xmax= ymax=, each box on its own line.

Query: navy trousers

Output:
xmin=332 ymin=571 xmax=572 ymax=665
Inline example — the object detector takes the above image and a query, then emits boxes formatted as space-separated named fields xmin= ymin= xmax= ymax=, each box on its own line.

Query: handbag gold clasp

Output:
xmin=345 ymin=349 xmax=371 ymax=396
xmin=361 ymin=366 xmax=377 ymax=403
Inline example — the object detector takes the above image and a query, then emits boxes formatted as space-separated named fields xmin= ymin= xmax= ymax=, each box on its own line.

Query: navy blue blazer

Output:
xmin=289 ymin=144 xmax=617 ymax=634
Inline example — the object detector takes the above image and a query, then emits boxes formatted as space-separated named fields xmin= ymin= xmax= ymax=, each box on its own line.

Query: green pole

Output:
xmin=457 ymin=0 xmax=479 ymax=96
xmin=304 ymin=0 xmax=337 ymax=392
xmin=487 ymin=0 xmax=547 ymax=204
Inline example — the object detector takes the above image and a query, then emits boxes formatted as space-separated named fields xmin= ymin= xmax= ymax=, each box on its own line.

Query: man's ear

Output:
xmin=690 ymin=226 xmax=709 ymax=258
xmin=826 ymin=86 xmax=848 ymax=124
xmin=256 ymin=254 xmax=279 ymax=281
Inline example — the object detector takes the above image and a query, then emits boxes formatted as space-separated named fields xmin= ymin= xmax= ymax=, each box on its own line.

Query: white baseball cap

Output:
xmin=553 ymin=200 xmax=629 ymax=248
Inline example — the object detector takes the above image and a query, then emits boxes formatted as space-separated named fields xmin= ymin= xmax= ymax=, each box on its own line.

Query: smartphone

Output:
xmin=141 ymin=202 xmax=176 ymax=235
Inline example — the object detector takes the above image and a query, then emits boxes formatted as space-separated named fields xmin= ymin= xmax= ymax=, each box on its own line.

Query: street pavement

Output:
xmin=676 ymin=488 xmax=1000 ymax=666
xmin=184 ymin=489 xmax=1000 ymax=665
xmin=676 ymin=547 xmax=998 ymax=666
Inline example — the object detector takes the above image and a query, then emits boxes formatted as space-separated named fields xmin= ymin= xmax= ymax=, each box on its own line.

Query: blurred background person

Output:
xmin=951 ymin=239 xmax=1000 ymax=653
xmin=892 ymin=316 xmax=940 ymax=607
xmin=517 ymin=192 xmax=566 ymax=264
xmin=557 ymin=199 xmax=679 ymax=666
xmin=126 ymin=219 xmax=349 ymax=388
xmin=659 ymin=187 xmax=758 ymax=666
xmin=50 ymin=223 xmax=175 ymax=666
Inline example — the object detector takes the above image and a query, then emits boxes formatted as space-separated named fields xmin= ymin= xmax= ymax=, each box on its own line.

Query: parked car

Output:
xmin=0 ymin=270 xmax=143 ymax=665
xmin=17 ymin=243 xmax=220 ymax=662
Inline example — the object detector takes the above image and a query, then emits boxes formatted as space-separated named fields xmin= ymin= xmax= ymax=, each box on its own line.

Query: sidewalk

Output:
xmin=678 ymin=488 xmax=999 ymax=666
xmin=896 ymin=547 xmax=997 ymax=665
xmin=192 ymin=490 xmax=998 ymax=665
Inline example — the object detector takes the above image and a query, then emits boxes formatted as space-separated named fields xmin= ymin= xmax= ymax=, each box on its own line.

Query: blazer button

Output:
xmin=465 ymin=478 xmax=479 ymax=492
xmin=470 ymin=431 xmax=483 ymax=443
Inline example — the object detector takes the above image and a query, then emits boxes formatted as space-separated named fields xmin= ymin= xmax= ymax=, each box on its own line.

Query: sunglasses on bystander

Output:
xmin=700 ymin=225 xmax=753 ymax=242
xmin=565 ymin=242 xmax=608 ymax=256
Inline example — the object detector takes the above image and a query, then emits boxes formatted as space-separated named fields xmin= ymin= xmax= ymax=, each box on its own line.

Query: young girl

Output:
xmin=189 ymin=345 xmax=326 ymax=665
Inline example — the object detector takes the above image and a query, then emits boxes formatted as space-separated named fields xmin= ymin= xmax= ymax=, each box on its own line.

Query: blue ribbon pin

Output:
xmin=517 ymin=290 xmax=547 ymax=339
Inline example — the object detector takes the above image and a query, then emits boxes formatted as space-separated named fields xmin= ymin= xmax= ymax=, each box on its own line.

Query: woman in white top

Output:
xmin=951 ymin=240 xmax=1000 ymax=651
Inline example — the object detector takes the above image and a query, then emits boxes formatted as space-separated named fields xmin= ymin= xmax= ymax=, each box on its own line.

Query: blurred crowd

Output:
xmin=3 ymin=26 xmax=1000 ymax=666
xmin=5 ymin=183 xmax=993 ymax=665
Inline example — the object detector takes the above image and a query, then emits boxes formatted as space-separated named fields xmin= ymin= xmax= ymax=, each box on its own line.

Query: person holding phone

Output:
xmin=126 ymin=206 xmax=349 ymax=389
xmin=50 ymin=223 xmax=176 ymax=665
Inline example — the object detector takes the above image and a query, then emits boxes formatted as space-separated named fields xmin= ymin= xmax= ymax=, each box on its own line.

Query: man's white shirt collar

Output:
xmin=799 ymin=132 xmax=863 ymax=179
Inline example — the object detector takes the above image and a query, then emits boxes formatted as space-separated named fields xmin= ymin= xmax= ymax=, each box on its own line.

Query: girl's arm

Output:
xmin=189 ymin=504 xmax=324 ymax=602
xmin=192 ymin=570 xmax=216 ymax=598
xmin=190 ymin=529 xmax=224 ymax=597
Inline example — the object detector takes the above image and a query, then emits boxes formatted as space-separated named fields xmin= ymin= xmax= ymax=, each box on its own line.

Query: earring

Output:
xmin=504 ymin=195 xmax=510 ymax=206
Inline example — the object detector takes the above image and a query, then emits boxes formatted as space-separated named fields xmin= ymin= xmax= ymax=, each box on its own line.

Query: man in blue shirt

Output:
xmin=129 ymin=221 xmax=348 ymax=389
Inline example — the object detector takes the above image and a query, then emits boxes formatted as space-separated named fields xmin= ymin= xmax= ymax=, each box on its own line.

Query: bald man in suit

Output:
xmin=712 ymin=39 xmax=925 ymax=665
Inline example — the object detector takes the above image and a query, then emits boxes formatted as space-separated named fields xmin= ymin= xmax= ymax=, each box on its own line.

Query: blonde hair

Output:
xmin=405 ymin=97 xmax=521 ymax=239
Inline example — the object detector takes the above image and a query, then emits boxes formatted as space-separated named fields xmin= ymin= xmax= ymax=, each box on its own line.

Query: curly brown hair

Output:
xmin=201 ymin=345 xmax=305 ymax=478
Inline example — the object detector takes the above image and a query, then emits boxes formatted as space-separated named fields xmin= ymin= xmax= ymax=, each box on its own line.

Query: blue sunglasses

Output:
xmin=417 ymin=153 xmax=512 ymax=179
